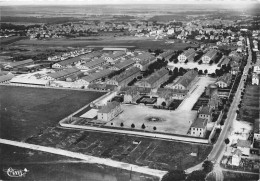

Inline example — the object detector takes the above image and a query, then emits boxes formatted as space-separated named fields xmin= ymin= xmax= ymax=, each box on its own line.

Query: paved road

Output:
xmin=0 ymin=138 xmax=167 ymax=178
xmin=207 ymin=38 xmax=252 ymax=181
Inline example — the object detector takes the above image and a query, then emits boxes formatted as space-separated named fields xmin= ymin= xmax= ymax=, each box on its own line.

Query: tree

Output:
xmin=202 ymin=161 xmax=213 ymax=173
xmin=161 ymin=102 xmax=166 ymax=107
xmin=162 ymin=170 xmax=186 ymax=181
xmin=216 ymin=128 xmax=221 ymax=134
xmin=131 ymin=123 xmax=135 ymax=129
xmin=220 ymin=120 xmax=225 ymax=126
xmin=186 ymin=170 xmax=206 ymax=181
xmin=198 ymin=60 xmax=203 ymax=64
xmin=141 ymin=123 xmax=146 ymax=129
xmin=204 ymin=69 xmax=208 ymax=74
xmin=225 ymin=138 xmax=230 ymax=145
xmin=198 ymin=70 xmax=203 ymax=75
xmin=120 ymin=122 xmax=124 ymax=127
xmin=153 ymin=126 xmax=157 ymax=131
xmin=224 ymin=138 xmax=230 ymax=151
xmin=236 ymin=110 xmax=240 ymax=114
xmin=222 ymin=114 xmax=227 ymax=119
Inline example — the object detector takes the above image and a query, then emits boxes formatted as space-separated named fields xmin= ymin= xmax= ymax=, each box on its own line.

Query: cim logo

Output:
xmin=3 ymin=167 xmax=29 ymax=177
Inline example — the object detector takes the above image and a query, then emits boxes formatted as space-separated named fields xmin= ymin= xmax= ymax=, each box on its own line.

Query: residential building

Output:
xmin=252 ymin=73 xmax=259 ymax=85
xmin=253 ymin=56 xmax=260 ymax=74
xmin=44 ymin=67 xmax=80 ymax=81
xmin=198 ymin=105 xmax=213 ymax=122
xmin=201 ymin=49 xmax=218 ymax=63
xmin=82 ymin=58 xmax=106 ymax=69
xmin=52 ymin=56 xmax=83 ymax=69
xmin=111 ymin=59 xmax=136 ymax=71
xmin=178 ymin=49 xmax=196 ymax=63
xmin=254 ymin=119 xmax=260 ymax=141
xmin=190 ymin=118 xmax=207 ymax=137
xmin=103 ymin=51 xmax=126 ymax=63
xmin=123 ymin=88 xmax=140 ymax=103
xmin=132 ymin=52 xmax=155 ymax=62
xmin=136 ymin=68 xmax=168 ymax=89
xmin=97 ymin=101 xmax=122 ymax=122
xmin=88 ymin=83 xmax=117 ymax=91
xmin=107 ymin=67 xmax=140 ymax=87
xmin=231 ymin=149 xmax=242 ymax=166
xmin=171 ymin=70 xmax=198 ymax=90
xmin=157 ymin=50 xmax=175 ymax=61
xmin=76 ymin=69 xmax=114 ymax=85
xmin=237 ymin=139 xmax=251 ymax=156
xmin=215 ymin=73 xmax=232 ymax=88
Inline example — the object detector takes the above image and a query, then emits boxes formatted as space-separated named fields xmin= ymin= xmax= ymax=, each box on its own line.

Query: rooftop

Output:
xmin=190 ymin=118 xmax=207 ymax=129
xmin=98 ymin=101 xmax=120 ymax=114
xmin=199 ymin=105 xmax=212 ymax=115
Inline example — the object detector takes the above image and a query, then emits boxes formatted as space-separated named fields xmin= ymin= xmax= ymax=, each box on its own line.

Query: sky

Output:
xmin=0 ymin=0 xmax=260 ymax=5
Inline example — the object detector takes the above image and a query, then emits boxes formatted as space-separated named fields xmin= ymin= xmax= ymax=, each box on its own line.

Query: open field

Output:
xmin=0 ymin=36 xmax=26 ymax=46
xmin=14 ymin=38 xmax=198 ymax=50
xmin=27 ymin=127 xmax=212 ymax=171
xmin=0 ymin=85 xmax=105 ymax=141
xmin=106 ymin=104 xmax=197 ymax=135
xmin=0 ymin=144 xmax=157 ymax=181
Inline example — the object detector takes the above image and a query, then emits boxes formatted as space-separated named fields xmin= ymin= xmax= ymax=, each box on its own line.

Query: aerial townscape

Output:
xmin=0 ymin=1 xmax=259 ymax=181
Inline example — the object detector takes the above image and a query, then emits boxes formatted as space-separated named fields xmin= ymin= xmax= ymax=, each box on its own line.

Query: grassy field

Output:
xmin=0 ymin=144 xmax=157 ymax=181
xmin=14 ymin=38 xmax=198 ymax=50
xmin=27 ymin=127 xmax=212 ymax=171
xmin=0 ymin=36 xmax=26 ymax=46
xmin=0 ymin=85 xmax=105 ymax=141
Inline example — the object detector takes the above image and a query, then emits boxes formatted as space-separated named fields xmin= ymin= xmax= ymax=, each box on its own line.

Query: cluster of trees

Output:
xmin=169 ymin=50 xmax=182 ymax=63
xmin=126 ymin=123 xmax=156 ymax=131
xmin=108 ymin=69 xmax=125 ymax=79
xmin=162 ymin=161 xmax=213 ymax=181
xmin=143 ymin=58 xmax=168 ymax=77
xmin=1 ymin=23 xmax=41 ymax=31
xmin=161 ymin=67 xmax=186 ymax=88
xmin=215 ymin=64 xmax=232 ymax=76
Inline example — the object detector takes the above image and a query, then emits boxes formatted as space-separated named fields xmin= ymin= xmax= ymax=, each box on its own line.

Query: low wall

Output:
xmin=60 ymin=122 xmax=209 ymax=144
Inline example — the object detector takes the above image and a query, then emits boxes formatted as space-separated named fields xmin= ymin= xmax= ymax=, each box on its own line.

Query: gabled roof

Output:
xmin=216 ymin=73 xmax=232 ymax=84
xmin=174 ymin=70 xmax=198 ymax=88
xmin=114 ymin=59 xmax=135 ymax=70
xmin=48 ymin=67 xmax=80 ymax=79
xmin=113 ymin=67 xmax=140 ymax=83
xmin=83 ymin=58 xmax=106 ymax=68
xmin=182 ymin=49 xmax=196 ymax=58
xmin=81 ymin=69 xmax=114 ymax=83
xmin=191 ymin=118 xmax=207 ymax=129
xmin=199 ymin=105 xmax=212 ymax=115
xmin=107 ymin=51 xmax=126 ymax=59
xmin=134 ymin=52 xmax=155 ymax=61
xmin=98 ymin=101 xmax=120 ymax=113
xmin=55 ymin=56 xmax=82 ymax=66
xmin=143 ymin=68 xmax=168 ymax=85
xmin=203 ymin=49 xmax=218 ymax=59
